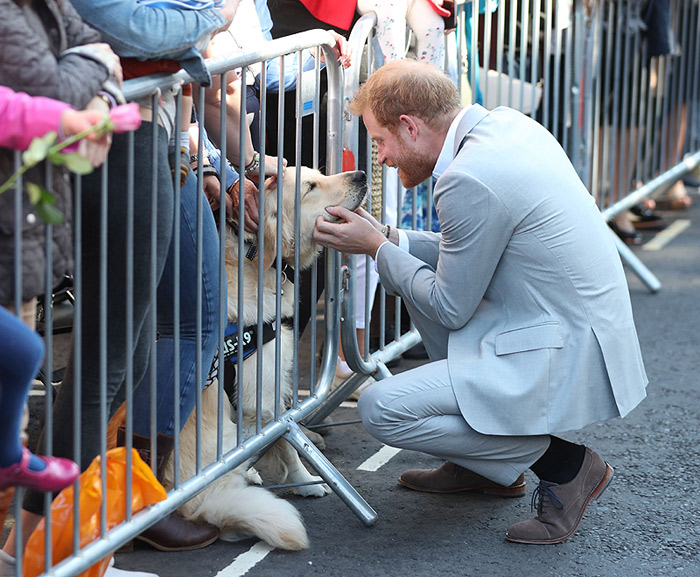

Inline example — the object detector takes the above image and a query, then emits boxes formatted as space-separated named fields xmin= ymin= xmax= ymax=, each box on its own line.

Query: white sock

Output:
xmin=179 ymin=132 xmax=190 ymax=159
xmin=105 ymin=566 xmax=160 ymax=577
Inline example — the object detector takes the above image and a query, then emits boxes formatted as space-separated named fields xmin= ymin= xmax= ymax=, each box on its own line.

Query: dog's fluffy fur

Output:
xmin=162 ymin=168 xmax=367 ymax=550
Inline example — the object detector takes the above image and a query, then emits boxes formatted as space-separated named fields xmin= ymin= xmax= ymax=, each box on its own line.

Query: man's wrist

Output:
xmin=373 ymin=238 xmax=389 ymax=260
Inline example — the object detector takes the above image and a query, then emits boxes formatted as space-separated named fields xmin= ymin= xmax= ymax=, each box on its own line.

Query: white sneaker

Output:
xmin=0 ymin=550 xmax=15 ymax=577
xmin=332 ymin=358 xmax=353 ymax=390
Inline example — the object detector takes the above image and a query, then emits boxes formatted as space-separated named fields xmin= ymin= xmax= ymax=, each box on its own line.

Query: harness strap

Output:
xmin=221 ymin=321 xmax=278 ymax=405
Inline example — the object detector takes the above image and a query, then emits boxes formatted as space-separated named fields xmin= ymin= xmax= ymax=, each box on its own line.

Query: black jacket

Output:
xmin=0 ymin=0 xmax=109 ymax=304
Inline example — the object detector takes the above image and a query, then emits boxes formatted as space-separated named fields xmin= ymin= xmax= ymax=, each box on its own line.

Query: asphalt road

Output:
xmin=7 ymin=188 xmax=699 ymax=577
xmin=112 ymin=187 xmax=700 ymax=577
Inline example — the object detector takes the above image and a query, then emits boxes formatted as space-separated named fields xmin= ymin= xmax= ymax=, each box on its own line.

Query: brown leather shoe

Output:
xmin=134 ymin=512 xmax=220 ymax=552
xmin=506 ymin=447 xmax=614 ymax=545
xmin=398 ymin=462 xmax=526 ymax=497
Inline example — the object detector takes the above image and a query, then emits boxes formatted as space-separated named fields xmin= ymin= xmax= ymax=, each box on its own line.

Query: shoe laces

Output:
xmin=531 ymin=484 xmax=564 ymax=516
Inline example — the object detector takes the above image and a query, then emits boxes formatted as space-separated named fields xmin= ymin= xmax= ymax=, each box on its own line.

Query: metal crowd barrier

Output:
xmin=6 ymin=2 xmax=700 ymax=574
xmin=7 ymin=30 xmax=375 ymax=577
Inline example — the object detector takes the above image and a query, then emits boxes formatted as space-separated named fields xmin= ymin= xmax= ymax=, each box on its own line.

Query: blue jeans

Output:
xmin=133 ymin=169 xmax=222 ymax=436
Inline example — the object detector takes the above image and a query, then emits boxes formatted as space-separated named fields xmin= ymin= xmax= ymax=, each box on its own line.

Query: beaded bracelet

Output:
xmin=244 ymin=151 xmax=260 ymax=175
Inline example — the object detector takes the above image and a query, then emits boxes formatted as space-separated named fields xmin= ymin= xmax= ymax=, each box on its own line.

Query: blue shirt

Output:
xmin=69 ymin=0 xmax=225 ymax=85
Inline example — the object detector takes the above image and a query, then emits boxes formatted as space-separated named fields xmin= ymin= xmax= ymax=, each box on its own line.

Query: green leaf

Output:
xmin=25 ymin=182 xmax=43 ymax=205
xmin=22 ymin=132 xmax=58 ymax=166
xmin=47 ymin=150 xmax=68 ymax=166
xmin=62 ymin=153 xmax=93 ymax=175
xmin=39 ymin=188 xmax=57 ymax=205
xmin=35 ymin=200 xmax=64 ymax=225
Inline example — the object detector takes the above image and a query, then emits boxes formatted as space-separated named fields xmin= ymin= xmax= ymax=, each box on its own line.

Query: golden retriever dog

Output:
xmin=162 ymin=167 xmax=367 ymax=550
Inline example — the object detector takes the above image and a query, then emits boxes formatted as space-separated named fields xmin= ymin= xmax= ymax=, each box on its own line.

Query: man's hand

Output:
xmin=314 ymin=205 xmax=386 ymax=258
xmin=228 ymin=177 xmax=260 ymax=233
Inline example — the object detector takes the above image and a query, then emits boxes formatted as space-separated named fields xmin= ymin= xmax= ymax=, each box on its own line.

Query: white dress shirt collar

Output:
xmin=433 ymin=106 xmax=470 ymax=180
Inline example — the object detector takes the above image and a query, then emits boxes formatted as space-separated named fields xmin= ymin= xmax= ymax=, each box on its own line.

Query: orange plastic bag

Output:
xmin=23 ymin=447 xmax=167 ymax=577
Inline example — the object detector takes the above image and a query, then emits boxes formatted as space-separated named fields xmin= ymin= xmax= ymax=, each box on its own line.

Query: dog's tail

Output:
xmin=182 ymin=478 xmax=309 ymax=550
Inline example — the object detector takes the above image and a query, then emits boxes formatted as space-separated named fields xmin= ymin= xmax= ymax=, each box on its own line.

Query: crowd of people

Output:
xmin=0 ymin=0 xmax=688 ymax=575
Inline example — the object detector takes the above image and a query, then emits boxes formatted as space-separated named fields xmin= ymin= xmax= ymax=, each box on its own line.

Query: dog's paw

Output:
xmin=246 ymin=467 xmax=263 ymax=485
xmin=293 ymin=476 xmax=331 ymax=497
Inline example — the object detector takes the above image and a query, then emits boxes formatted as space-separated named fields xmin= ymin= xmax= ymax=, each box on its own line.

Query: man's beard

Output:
xmin=394 ymin=140 xmax=434 ymax=189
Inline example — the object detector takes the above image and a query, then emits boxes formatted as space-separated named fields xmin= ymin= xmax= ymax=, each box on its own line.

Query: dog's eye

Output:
xmin=306 ymin=182 xmax=317 ymax=195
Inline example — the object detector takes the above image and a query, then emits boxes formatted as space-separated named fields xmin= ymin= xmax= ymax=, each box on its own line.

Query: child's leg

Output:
xmin=357 ymin=0 xmax=409 ymax=62
xmin=0 ymin=305 xmax=44 ymax=470
xmin=407 ymin=0 xmax=446 ymax=69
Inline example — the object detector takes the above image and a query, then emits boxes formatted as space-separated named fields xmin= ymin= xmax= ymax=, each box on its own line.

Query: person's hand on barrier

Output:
xmin=228 ymin=177 xmax=260 ymax=233
xmin=81 ymin=42 xmax=123 ymax=85
xmin=314 ymin=205 xmax=386 ymax=258
xmin=75 ymin=96 xmax=113 ymax=167
xmin=321 ymin=30 xmax=351 ymax=69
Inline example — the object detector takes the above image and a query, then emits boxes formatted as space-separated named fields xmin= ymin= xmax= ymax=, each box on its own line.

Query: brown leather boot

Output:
xmin=398 ymin=462 xmax=526 ymax=496
xmin=506 ymin=447 xmax=614 ymax=544
xmin=117 ymin=428 xmax=220 ymax=552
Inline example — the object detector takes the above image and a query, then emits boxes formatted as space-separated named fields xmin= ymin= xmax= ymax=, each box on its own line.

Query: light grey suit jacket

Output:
xmin=376 ymin=105 xmax=647 ymax=436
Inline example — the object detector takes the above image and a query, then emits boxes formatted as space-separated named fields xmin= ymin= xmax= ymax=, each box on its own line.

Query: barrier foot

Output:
xmin=611 ymin=231 xmax=662 ymax=293
xmin=284 ymin=420 xmax=378 ymax=526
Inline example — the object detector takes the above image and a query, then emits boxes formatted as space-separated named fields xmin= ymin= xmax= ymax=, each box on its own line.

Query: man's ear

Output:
xmin=399 ymin=114 xmax=419 ymax=141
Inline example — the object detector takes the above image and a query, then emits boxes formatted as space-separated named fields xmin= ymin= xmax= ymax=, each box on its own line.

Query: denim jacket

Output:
xmin=69 ymin=0 xmax=226 ymax=85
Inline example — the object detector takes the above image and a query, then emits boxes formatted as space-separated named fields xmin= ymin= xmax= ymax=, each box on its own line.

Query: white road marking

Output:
xmin=357 ymin=445 xmax=402 ymax=471
xmin=215 ymin=542 xmax=274 ymax=577
xmin=643 ymin=219 xmax=691 ymax=251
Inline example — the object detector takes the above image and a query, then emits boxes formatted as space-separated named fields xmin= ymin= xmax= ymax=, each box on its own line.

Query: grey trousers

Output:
xmin=357 ymin=300 xmax=550 ymax=487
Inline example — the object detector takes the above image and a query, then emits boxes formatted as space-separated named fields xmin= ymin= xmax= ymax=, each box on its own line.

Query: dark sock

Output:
xmin=530 ymin=436 xmax=586 ymax=484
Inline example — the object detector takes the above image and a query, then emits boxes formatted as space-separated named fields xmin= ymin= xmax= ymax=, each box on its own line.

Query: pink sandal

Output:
xmin=0 ymin=447 xmax=79 ymax=492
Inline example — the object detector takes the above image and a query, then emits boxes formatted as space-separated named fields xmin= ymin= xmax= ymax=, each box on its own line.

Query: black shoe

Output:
xmin=629 ymin=206 xmax=668 ymax=231
xmin=683 ymin=175 xmax=700 ymax=188
xmin=609 ymin=222 xmax=643 ymax=245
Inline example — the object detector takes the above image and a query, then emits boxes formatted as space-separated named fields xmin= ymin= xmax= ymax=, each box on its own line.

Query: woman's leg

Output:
xmin=132 ymin=169 xmax=220 ymax=437
xmin=21 ymin=122 xmax=174 ymax=517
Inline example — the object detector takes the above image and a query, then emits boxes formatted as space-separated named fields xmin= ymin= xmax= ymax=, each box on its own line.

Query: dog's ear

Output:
xmin=264 ymin=174 xmax=278 ymax=192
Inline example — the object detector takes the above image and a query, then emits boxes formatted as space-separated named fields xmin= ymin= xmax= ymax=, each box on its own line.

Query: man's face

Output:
xmin=363 ymin=109 xmax=434 ymax=189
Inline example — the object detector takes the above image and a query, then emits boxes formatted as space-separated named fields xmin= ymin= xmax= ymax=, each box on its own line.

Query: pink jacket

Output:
xmin=0 ymin=85 xmax=73 ymax=150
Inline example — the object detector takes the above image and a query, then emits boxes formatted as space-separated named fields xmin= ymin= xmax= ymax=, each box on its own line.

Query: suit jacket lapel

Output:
xmin=453 ymin=104 xmax=490 ymax=157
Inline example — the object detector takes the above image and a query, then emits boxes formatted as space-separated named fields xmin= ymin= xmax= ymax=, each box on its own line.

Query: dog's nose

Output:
xmin=352 ymin=171 xmax=367 ymax=185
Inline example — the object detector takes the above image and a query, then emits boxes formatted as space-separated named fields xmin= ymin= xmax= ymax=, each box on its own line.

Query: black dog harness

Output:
xmin=205 ymin=250 xmax=295 ymax=405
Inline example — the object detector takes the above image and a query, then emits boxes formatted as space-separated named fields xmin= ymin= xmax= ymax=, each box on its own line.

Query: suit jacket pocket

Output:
xmin=495 ymin=322 xmax=563 ymax=356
